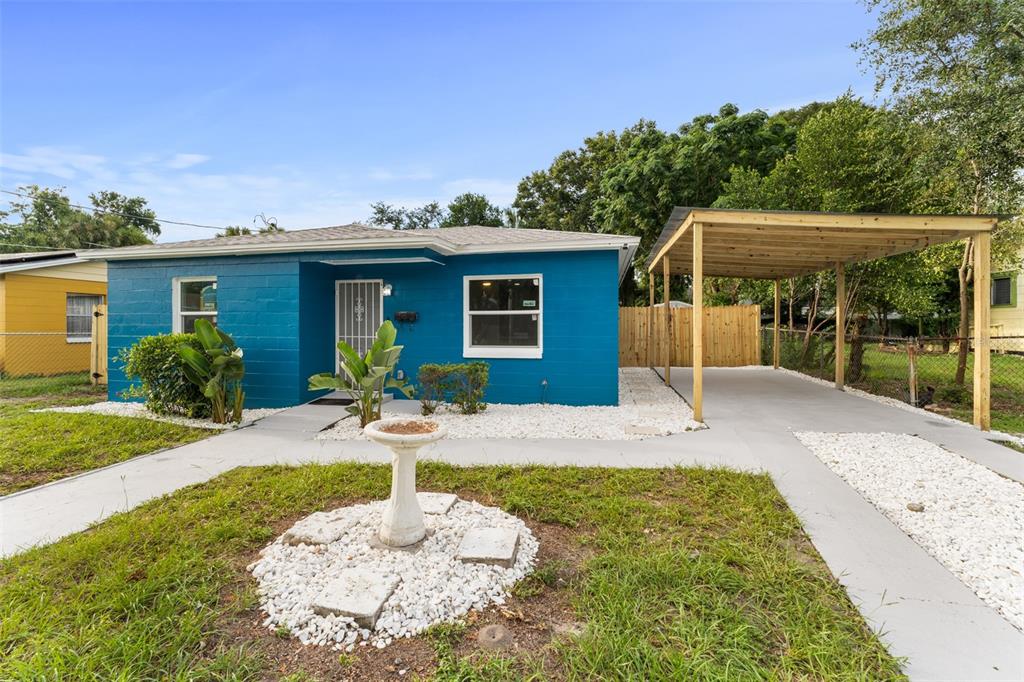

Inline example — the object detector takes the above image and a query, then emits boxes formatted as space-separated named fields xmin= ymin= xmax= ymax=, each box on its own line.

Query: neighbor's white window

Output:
xmin=463 ymin=274 xmax=542 ymax=359
xmin=66 ymin=293 xmax=104 ymax=342
xmin=173 ymin=277 xmax=217 ymax=333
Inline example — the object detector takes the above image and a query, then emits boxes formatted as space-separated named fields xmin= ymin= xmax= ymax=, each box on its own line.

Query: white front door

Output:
xmin=335 ymin=280 xmax=384 ymax=367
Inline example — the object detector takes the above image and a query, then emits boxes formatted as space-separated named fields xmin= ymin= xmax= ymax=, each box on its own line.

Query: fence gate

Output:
xmin=335 ymin=280 xmax=384 ymax=365
xmin=90 ymin=304 xmax=108 ymax=385
xmin=619 ymin=304 xmax=762 ymax=367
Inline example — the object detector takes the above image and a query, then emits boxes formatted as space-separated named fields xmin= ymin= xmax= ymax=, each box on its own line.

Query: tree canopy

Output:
xmin=368 ymin=193 xmax=505 ymax=230
xmin=0 ymin=186 xmax=160 ymax=253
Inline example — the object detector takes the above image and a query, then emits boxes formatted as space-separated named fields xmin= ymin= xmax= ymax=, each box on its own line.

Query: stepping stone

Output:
xmin=417 ymin=492 xmax=458 ymax=515
xmin=311 ymin=567 xmax=400 ymax=628
xmin=282 ymin=510 xmax=359 ymax=546
xmin=457 ymin=527 xmax=520 ymax=568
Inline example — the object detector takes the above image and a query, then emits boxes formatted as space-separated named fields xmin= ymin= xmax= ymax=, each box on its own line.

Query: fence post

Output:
xmin=90 ymin=304 xmax=108 ymax=386
xmin=907 ymin=340 xmax=918 ymax=407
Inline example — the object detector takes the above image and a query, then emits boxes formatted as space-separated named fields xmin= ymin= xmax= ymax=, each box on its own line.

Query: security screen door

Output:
xmin=335 ymin=280 xmax=384 ymax=368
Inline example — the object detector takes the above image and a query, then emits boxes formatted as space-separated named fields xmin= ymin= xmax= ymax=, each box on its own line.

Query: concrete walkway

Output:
xmin=2 ymin=367 xmax=1021 ymax=680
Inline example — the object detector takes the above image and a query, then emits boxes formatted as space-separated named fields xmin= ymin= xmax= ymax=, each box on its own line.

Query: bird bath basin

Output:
xmin=363 ymin=418 xmax=447 ymax=547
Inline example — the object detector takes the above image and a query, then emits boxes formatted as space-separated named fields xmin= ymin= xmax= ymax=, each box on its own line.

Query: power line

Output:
xmin=1 ymin=187 xmax=230 ymax=232
xmin=0 ymin=242 xmax=80 ymax=251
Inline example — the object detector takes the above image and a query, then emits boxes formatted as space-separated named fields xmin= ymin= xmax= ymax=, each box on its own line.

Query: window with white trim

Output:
xmin=463 ymin=274 xmax=542 ymax=359
xmin=173 ymin=277 xmax=218 ymax=333
xmin=66 ymin=293 xmax=104 ymax=342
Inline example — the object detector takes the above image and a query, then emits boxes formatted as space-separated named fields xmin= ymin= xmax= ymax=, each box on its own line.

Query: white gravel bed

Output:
xmin=796 ymin=431 xmax=1024 ymax=629
xmin=318 ymin=368 xmax=701 ymax=441
xmin=249 ymin=499 xmax=538 ymax=650
xmin=37 ymin=401 xmax=282 ymax=430
xmin=769 ymin=365 xmax=1024 ymax=445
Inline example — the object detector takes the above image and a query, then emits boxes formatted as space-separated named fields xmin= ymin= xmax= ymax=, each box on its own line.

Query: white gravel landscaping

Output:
xmin=318 ymin=368 xmax=701 ymax=441
xmin=37 ymin=401 xmax=282 ymax=430
xmin=795 ymin=431 xmax=1024 ymax=630
xmin=249 ymin=498 xmax=538 ymax=650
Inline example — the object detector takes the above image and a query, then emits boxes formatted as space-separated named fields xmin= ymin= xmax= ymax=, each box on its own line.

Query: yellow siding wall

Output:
xmin=991 ymin=254 xmax=1023 ymax=340
xmin=0 ymin=271 xmax=107 ymax=376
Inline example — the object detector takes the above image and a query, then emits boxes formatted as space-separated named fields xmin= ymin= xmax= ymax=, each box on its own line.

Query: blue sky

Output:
xmin=1 ymin=1 xmax=878 ymax=243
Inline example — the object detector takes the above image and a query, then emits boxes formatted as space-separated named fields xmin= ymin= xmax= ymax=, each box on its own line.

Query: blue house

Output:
xmin=88 ymin=225 xmax=639 ymax=408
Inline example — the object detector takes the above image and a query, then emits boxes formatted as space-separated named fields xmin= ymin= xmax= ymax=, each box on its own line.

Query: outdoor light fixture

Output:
xmin=382 ymin=283 xmax=393 ymax=296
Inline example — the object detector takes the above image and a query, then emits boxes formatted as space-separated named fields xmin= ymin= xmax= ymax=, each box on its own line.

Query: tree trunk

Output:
xmin=955 ymin=239 xmax=974 ymax=385
xmin=848 ymin=315 xmax=867 ymax=383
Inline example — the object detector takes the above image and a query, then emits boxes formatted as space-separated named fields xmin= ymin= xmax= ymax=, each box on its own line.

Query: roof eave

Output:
xmin=0 ymin=257 xmax=87 ymax=275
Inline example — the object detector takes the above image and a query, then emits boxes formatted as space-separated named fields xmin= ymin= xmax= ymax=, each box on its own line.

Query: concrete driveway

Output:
xmin=2 ymin=366 xmax=1021 ymax=680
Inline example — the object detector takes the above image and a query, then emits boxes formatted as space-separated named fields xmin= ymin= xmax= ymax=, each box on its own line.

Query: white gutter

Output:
xmin=0 ymin=257 xmax=86 ymax=275
xmin=81 ymin=233 xmax=642 ymax=281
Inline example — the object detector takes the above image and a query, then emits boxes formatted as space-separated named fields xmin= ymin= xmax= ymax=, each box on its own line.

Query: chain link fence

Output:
xmin=0 ymin=332 xmax=98 ymax=398
xmin=761 ymin=328 xmax=1024 ymax=435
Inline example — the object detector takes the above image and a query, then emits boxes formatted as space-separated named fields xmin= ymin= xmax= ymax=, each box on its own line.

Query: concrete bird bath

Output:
xmin=363 ymin=417 xmax=447 ymax=547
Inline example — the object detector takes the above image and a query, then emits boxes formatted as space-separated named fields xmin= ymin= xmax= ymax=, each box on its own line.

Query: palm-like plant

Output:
xmin=177 ymin=319 xmax=246 ymax=424
xmin=308 ymin=320 xmax=414 ymax=427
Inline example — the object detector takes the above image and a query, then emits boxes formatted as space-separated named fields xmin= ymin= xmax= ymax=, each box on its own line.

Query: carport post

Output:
xmin=662 ymin=256 xmax=671 ymax=385
xmin=973 ymin=231 xmax=991 ymax=430
xmin=773 ymin=279 xmax=781 ymax=369
xmin=692 ymin=222 xmax=703 ymax=422
xmin=835 ymin=262 xmax=845 ymax=390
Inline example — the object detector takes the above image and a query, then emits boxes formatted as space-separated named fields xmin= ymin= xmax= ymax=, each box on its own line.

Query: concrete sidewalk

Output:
xmin=2 ymin=368 xmax=1021 ymax=680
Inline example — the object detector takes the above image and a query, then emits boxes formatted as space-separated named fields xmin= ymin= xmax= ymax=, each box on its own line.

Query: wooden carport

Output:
xmin=646 ymin=208 xmax=999 ymax=429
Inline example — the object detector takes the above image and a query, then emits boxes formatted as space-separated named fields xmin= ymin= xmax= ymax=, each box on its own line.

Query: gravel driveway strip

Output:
xmin=796 ymin=431 xmax=1024 ymax=630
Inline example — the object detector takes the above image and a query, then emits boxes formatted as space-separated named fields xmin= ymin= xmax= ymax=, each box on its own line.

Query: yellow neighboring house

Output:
xmin=991 ymin=248 xmax=1023 ymax=340
xmin=0 ymin=251 xmax=107 ymax=377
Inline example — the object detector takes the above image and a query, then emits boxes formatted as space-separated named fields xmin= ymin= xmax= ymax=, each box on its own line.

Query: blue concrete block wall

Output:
xmin=108 ymin=246 xmax=621 ymax=408
xmin=108 ymin=255 xmax=304 ymax=407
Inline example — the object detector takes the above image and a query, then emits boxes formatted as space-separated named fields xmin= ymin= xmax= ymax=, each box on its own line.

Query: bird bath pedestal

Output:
xmin=363 ymin=418 xmax=447 ymax=547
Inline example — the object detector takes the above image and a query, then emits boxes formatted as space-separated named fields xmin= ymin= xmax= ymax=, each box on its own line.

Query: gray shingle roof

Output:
xmin=91 ymin=223 xmax=636 ymax=256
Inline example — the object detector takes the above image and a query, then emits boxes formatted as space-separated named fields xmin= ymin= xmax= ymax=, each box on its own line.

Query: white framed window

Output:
xmin=66 ymin=293 xmax=104 ymax=343
xmin=172 ymin=276 xmax=218 ymax=333
xmin=463 ymin=274 xmax=542 ymax=359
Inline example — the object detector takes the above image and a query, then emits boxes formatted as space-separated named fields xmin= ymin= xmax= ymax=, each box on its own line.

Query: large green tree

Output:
xmin=858 ymin=0 xmax=1024 ymax=382
xmin=0 ymin=186 xmax=159 ymax=252
xmin=441 ymin=193 xmax=503 ymax=227
xmin=715 ymin=97 xmax=947 ymax=376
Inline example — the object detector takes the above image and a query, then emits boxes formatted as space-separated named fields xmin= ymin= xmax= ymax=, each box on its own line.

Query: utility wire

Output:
xmin=1 ymin=187 xmax=230 ymax=232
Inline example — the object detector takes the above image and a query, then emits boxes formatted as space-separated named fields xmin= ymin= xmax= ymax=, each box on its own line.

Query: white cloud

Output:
xmin=165 ymin=153 xmax=210 ymax=169
xmin=0 ymin=146 xmax=108 ymax=180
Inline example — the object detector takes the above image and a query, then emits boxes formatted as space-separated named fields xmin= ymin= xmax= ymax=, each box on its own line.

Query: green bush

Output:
xmin=417 ymin=362 xmax=489 ymax=415
xmin=119 ymin=333 xmax=211 ymax=418
xmin=936 ymin=384 xmax=970 ymax=406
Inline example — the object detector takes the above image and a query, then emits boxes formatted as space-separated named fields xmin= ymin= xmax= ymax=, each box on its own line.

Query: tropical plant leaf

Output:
xmin=194 ymin=319 xmax=221 ymax=350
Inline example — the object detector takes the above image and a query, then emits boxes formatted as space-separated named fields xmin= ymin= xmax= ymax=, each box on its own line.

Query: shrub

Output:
xmin=417 ymin=362 xmax=489 ymax=415
xmin=119 ymin=333 xmax=211 ymax=418
xmin=177 ymin=319 xmax=247 ymax=424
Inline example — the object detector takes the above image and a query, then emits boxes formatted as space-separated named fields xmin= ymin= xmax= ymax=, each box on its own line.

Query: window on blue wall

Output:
xmin=173 ymin=277 xmax=217 ymax=333
xmin=463 ymin=274 xmax=542 ymax=359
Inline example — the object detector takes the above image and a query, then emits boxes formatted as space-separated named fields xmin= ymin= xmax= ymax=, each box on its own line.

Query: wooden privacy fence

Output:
xmin=619 ymin=304 xmax=761 ymax=367
xmin=90 ymin=304 xmax=108 ymax=386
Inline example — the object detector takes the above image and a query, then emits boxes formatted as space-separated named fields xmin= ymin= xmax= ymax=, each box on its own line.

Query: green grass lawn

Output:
xmin=853 ymin=346 xmax=1024 ymax=434
xmin=0 ymin=376 xmax=211 ymax=495
xmin=0 ymin=464 xmax=904 ymax=681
